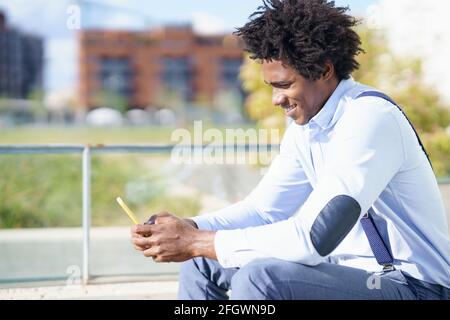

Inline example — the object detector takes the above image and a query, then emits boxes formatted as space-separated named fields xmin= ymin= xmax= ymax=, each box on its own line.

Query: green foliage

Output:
xmin=142 ymin=194 xmax=202 ymax=222
xmin=0 ymin=154 xmax=201 ymax=228
xmin=27 ymin=89 xmax=45 ymax=116
xmin=92 ymin=89 xmax=129 ymax=113
xmin=154 ymin=86 xmax=184 ymax=109
xmin=0 ymin=96 xmax=7 ymax=112
xmin=0 ymin=155 xmax=82 ymax=228
xmin=353 ymin=28 xmax=450 ymax=176
xmin=423 ymin=131 xmax=450 ymax=178
xmin=240 ymin=54 xmax=286 ymax=133
xmin=0 ymin=127 xmax=175 ymax=144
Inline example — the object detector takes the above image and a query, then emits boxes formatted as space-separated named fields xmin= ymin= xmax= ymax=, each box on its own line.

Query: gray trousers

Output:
xmin=178 ymin=257 xmax=448 ymax=300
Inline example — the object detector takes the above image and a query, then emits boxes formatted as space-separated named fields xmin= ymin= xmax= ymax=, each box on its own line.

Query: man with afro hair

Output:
xmin=131 ymin=0 xmax=450 ymax=300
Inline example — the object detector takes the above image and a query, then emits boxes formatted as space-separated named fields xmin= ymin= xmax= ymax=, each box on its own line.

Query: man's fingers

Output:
xmin=131 ymin=229 xmax=144 ymax=237
xmin=131 ymin=237 xmax=150 ymax=251
xmin=153 ymin=255 xmax=165 ymax=263
xmin=132 ymin=237 xmax=151 ymax=247
xmin=143 ymin=246 xmax=162 ymax=258
xmin=146 ymin=212 xmax=174 ymax=225
xmin=154 ymin=215 xmax=174 ymax=224
xmin=133 ymin=224 xmax=153 ymax=236
xmin=156 ymin=211 xmax=171 ymax=217
xmin=132 ymin=224 xmax=152 ymax=233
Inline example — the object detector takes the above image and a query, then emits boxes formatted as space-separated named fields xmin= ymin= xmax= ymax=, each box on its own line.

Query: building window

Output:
xmin=161 ymin=57 xmax=192 ymax=102
xmin=99 ymin=57 xmax=132 ymax=98
xmin=220 ymin=57 xmax=243 ymax=94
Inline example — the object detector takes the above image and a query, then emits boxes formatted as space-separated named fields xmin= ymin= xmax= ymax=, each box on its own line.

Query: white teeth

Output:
xmin=286 ymin=105 xmax=296 ymax=112
xmin=280 ymin=104 xmax=296 ymax=113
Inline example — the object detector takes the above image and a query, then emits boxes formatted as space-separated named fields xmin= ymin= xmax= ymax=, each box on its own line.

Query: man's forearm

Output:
xmin=191 ymin=230 xmax=217 ymax=261
xmin=185 ymin=218 xmax=217 ymax=260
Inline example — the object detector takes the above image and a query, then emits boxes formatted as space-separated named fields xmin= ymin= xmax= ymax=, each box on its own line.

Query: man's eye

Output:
xmin=274 ymin=83 xmax=292 ymax=89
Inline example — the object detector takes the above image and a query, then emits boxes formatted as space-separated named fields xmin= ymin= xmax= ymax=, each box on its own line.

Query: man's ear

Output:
xmin=321 ymin=62 xmax=335 ymax=81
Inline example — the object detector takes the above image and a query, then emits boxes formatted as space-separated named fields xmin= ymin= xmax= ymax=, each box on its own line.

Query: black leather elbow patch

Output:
xmin=310 ymin=195 xmax=361 ymax=256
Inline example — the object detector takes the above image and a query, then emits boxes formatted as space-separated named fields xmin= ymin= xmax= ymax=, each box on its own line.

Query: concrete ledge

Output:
xmin=0 ymin=279 xmax=179 ymax=300
xmin=0 ymin=227 xmax=180 ymax=282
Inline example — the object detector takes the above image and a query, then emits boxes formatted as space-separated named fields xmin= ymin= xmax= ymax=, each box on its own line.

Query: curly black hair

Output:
xmin=234 ymin=0 xmax=363 ymax=80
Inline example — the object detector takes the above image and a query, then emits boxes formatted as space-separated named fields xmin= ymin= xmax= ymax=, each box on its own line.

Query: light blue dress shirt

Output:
xmin=192 ymin=78 xmax=450 ymax=288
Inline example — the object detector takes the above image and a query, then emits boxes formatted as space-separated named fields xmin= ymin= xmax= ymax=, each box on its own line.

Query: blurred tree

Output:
xmin=28 ymin=89 xmax=46 ymax=122
xmin=193 ymin=92 xmax=213 ymax=109
xmin=92 ymin=89 xmax=129 ymax=113
xmin=354 ymin=28 xmax=450 ymax=177
xmin=0 ymin=95 xmax=7 ymax=112
xmin=213 ymin=88 xmax=244 ymax=123
xmin=239 ymin=28 xmax=450 ymax=176
xmin=239 ymin=54 xmax=285 ymax=133
xmin=154 ymin=85 xmax=186 ymax=124
xmin=154 ymin=86 xmax=184 ymax=109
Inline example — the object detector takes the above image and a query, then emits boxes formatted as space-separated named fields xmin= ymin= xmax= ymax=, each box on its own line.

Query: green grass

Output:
xmin=0 ymin=124 xmax=266 ymax=145
xmin=0 ymin=126 xmax=175 ymax=144
xmin=0 ymin=153 xmax=202 ymax=228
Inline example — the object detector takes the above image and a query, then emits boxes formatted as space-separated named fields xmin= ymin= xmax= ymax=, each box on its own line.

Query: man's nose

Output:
xmin=272 ymin=92 xmax=288 ymax=106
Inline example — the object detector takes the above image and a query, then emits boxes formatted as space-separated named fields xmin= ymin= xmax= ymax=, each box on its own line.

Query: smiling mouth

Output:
xmin=281 ymin=104 xmax=297 ymax=114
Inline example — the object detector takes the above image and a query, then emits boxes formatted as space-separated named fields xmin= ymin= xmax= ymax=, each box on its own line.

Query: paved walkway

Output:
xmin=0 ymin=227 xmax=179 ymax=283
xmin=0 ymin=279 xmax=178 ymax=299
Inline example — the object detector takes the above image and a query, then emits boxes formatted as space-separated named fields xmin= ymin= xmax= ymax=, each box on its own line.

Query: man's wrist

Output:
xmin=184 ymin=218 xmax=198 ymax=229
xmin=190 ymin=229 xmax=217 ymax=260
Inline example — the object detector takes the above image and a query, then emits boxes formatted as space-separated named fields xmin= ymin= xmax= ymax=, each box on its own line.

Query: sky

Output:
xmin=375 ymin=0 xmax=450 ymax=103
xmin=4 ymin=0 xmax=441 ymax=101
xmin=0 ymin=0 xmax=376 ymax=36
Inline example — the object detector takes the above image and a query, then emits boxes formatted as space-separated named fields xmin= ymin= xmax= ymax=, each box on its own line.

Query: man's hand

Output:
xmin=130 ymin=212 xmax=216 ymax=262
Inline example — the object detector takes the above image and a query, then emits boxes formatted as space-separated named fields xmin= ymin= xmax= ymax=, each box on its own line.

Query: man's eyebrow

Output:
xmin=264 ymin=80 xmax=293 ymax=86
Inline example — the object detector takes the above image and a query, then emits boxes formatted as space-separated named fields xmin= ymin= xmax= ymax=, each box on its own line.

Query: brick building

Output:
xmin=0 ymin=11 xmax=44 ymax=99
xmin=79 ymin=25 xmax=245 ymax=110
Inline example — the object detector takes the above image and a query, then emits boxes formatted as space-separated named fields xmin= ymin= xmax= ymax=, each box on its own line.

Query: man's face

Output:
xmin=261 ymin=60 xmax=331 ymax=126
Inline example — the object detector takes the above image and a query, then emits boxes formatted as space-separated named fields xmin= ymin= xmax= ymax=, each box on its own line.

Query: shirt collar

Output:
xmin=307 ymin=77 xmax=356 ymax=131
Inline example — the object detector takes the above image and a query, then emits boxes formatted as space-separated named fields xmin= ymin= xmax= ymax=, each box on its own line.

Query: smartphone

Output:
xmin=116 ymin=197 xmax=139 ymax=224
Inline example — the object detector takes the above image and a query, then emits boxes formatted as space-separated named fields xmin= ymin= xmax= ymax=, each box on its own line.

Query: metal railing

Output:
xmin=0 ymin=143 xmax=279 ymax=284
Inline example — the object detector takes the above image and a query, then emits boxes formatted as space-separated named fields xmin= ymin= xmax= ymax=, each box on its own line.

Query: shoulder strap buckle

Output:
xmin=382 ymin=264 xmax=395 ymax=273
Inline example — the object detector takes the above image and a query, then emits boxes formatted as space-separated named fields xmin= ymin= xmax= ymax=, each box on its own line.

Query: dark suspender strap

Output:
xmin=360 ymin=209 xmax=394 ymax=270
xmin=356 ymin=91 xmax=432 ymax=167
xmin=355 ymin=90 xmax=431 ymax=272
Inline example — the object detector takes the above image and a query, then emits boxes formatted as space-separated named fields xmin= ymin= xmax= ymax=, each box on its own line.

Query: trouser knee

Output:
xmin=230 ymin=259 xmax=277 ymax=300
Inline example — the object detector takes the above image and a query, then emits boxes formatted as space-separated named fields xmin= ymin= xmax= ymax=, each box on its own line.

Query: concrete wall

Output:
xmin=0 ymin=227 xmax=179 ymax=284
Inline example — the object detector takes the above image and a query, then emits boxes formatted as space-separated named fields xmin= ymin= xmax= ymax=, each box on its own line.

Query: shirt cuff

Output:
xmin=214 ymin=229 xmax=264 ymax=268
xmin=190 ymin=215 xmax=216 ymax=231
xmin=215 ymin=230 xmax=243 ymax=268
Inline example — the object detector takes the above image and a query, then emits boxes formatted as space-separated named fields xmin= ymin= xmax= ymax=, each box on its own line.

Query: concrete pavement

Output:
xmin=0 ymin=227 xmax=179 ymax=284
